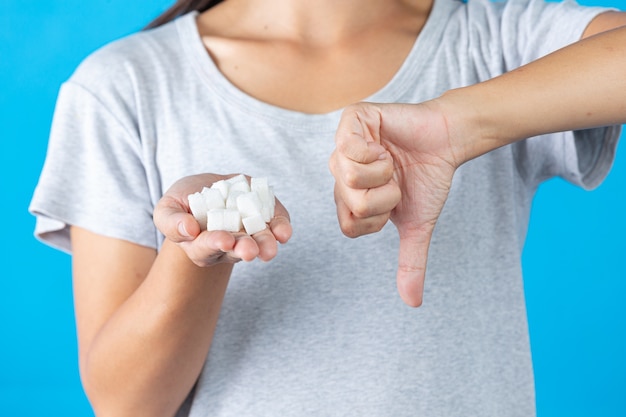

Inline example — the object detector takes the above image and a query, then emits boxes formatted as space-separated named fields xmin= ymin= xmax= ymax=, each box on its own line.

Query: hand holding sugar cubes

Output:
xmin=187 ymin=174 xmax=276 ymax=235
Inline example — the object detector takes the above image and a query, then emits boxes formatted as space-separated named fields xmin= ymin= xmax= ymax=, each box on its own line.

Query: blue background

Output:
xmin=1 ymin=0 xmax=624 ymax=415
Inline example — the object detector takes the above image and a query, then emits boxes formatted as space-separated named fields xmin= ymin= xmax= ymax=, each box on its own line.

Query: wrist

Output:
xmin=432 ymin=87 xmax=502 ymax=166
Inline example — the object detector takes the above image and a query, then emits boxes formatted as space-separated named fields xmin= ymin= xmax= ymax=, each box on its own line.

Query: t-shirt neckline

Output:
xmin=176 ymin=0 xmax=449 ymax=132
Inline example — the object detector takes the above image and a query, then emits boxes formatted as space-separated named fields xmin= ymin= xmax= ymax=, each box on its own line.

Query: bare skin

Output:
xmin=329 ymin=12 xmax=626 ymax=307
xmin=73 ymin=174 xmax=291 ymax=417
xmin=72 ymin=1 xmax=626 ymax=415
xmin=73 ymin=1 xmax=433 ymax=415
xmin=197 ymin=0 xmax=432 ymax=113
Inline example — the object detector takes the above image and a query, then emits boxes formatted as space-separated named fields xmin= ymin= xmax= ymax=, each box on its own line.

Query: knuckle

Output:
xmin=340 ymin=221 xmax=361 ymax=239
xmin=348 ymin=214 xmax=389 ymax=237
xmin=343 ymin=167 xmax=361 ymax=189
xmin=382 ymin=160 xmax=395 ymax=181
xmin=350 ymin=199 xmax=372 ymax=219
xmin=328 ymin=152 xmax=338 ymax=174
xmin=335 ymin=134 xmax=351 ymax=153
xmin=369 ymin=218 xmax=387 ymax=234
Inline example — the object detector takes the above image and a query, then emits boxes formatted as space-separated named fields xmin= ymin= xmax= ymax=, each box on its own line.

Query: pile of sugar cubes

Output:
xmin=187 ymin=174 xmax=275 ymax=235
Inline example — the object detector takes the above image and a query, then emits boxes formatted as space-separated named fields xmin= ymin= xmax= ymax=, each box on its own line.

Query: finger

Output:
xmin=269 ymin=198 xmax=292 ymax=244
xmin=232 ymin=234 xmax=260 ymax=262
xmin=335 ymin=180 xmax=401 ymax=220
xmin=330 ymin=148 xmax=394 ymax=190
xmin=190 ymin=231 xmax=263 ymax=265
xmin=154 ymin=197 xmax=201 ymax=243
xmin=334 ymin=189 xmax=392 ymax=238
xmin=179 ymin=230 xmax=236 ymax=266
xmin=204 ymin=230 xmax=237 ymax=253
xmin=335 ymin=104 xmax=388 ymax=164
xmin=395 ymin=223 xmax=436 ymax=307
xmin=252 ymin=197 xmax=292 ymax=261
xmin=251 ymin=228 xmax=279 ymax=262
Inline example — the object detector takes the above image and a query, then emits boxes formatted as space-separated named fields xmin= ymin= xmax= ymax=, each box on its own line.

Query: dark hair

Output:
xmin=145 ymin=0 xmax=224 ymax=29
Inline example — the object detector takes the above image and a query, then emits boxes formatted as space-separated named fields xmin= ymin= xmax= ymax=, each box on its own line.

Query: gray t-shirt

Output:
xmin=29 ymin=0 xmax=620 ymax=415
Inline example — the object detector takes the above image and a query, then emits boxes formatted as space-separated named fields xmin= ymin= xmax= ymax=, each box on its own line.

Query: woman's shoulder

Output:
xmin=67 ymin=14 xmax=193 ymax=93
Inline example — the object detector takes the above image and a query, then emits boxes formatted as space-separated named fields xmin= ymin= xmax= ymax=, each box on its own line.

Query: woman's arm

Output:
xmin=73 ymin=174 xmax=292 ymax=417
xmin=330 ymin=13 xmax=626 ymax=307
xmin=443 ymin=17 xmax=626 ymax=164
xmin=72 ymin=230 xmax=231 ymax=417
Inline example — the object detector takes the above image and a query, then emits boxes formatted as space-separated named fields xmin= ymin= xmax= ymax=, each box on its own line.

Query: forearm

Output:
xmin=81 ymin=239 xmax=231 ymax=417
xmin=438 ymin=25 xmax=626 ymax=163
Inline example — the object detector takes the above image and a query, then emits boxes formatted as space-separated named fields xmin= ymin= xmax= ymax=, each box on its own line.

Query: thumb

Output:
xmin=154 ymin=198 xmax=201 ymax=243
xmin=395 ymin=223 xmax=435 ymax=307
xmin=335 ymin=103 xmax=388 ymax=163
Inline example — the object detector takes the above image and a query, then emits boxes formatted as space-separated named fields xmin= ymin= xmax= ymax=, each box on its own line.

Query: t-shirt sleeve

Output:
xmin=499 ymin=0 xmax=615 ymax=68
xmin=29 ymin=80 xmax=157 ymax=253
xmin=494 ymin=0 xmax=622 ymax=189
xmin=512 ymin=126 xmax=621 ymax=190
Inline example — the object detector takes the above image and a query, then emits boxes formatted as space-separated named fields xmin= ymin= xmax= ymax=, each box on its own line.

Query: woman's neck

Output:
xmin=196 ymin=0 xmax=434 ymax=113
xmin=200 ymin=0 xmax=432 ymax=44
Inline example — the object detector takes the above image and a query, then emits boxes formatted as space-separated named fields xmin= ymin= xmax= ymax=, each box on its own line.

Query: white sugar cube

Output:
xmin=207 ymin=209 xmax=242 ymax=233
xmin=229 ymin=180 xmax=250 ymax=194
xmin=242 ymin=214 xmax=267 ymax=235
xmin=210 ymin=180 xmax=230 ymax=200
xmin=226 ymin=190 xmax=244 ymax=209
xmin=260 ymin=206 xmax=272 ymax=223
xmin=206 ymin=209 xmax=226 ymax=231
xmin=201 ymin=187 xmax=226 ymax=210
xmin=266 ymin=187 xmax=276 ymax=220
xmin=188 ymin=175 xmax=275 ymax=236
xmin=268 ymin=186 xmax=275 ymax=207
xmin=226 ymin=174 xmax=247 ymax=185
xmin=188 ymin=192 xmax=208 ymax=229
xmin=237 ymin=192 xmax=263 ymax=218
xmin=222 ymin=209 xmax=242 ymax=232
xmin=251 ymin=177 xmax=269 ymax=199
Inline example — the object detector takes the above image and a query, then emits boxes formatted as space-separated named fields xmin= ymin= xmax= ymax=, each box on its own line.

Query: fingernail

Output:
xmin=378 ymin=151 xmax=390 ymax=160
xmin=178 ymin=222 xmax=191 ymax=238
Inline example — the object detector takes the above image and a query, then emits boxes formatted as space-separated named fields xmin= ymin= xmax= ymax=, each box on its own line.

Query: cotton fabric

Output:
xmin=30 ymin=0 xmax=620 ymax=415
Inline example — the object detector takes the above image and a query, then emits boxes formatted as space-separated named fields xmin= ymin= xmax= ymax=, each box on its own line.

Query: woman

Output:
xmin=30 ymin=0 xmax=625 ymax=415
